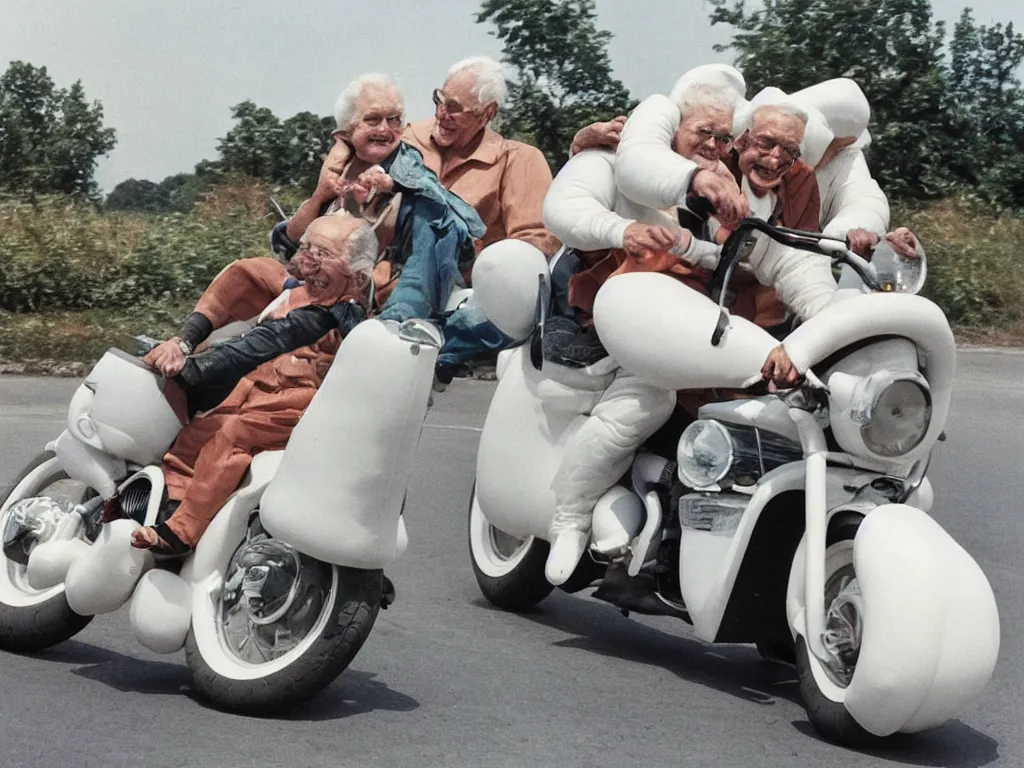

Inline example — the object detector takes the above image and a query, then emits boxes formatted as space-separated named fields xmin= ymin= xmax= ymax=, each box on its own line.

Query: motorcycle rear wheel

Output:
xmin=0 ymin=451 xmax=94 ymax=652
xmin=185 ymin=530 xmax=383 ymax=715
xmin=468 ymin=485 xmax=554 ymax=611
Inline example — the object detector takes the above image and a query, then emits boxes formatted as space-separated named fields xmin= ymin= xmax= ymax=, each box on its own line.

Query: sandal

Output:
xmin=130 ymin=523 xmax=191 ymax=558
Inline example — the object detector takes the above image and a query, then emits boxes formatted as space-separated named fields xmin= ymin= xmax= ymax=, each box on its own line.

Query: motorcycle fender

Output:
xmin=260 ymin=319 xmax=436 ymax=569
xmin=475 ymin=346 xmax=592 ymax=540
xmin=185 ymin=450 xmax=283 ymax=583
xmin=842 ymin=504 xmax=1000 ymax=735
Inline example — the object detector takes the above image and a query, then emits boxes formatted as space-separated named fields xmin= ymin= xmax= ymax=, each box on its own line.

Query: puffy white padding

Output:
xmin=590 ymin=486 xmax=644 ymax=554
xmin=593 ymin=273 xmax=777 ymax=391
xmin=26 ymin=539 xmax=91 ymax=590
xmin=471 ymin=239 xmax=550 ymax=340
xmin=68 ymin=349 xmax=183 ymax=465
xmin=259 ymin=319 xmax=437 ymax=569
xmin=64 ymin=519 xmax=154 ymax=616
xmin=790 ymin=78 xmax=871 ymax=140
xmin=130 ymin=570 xmax=192 ymax=655
xmin=668 ymin=64 xmax=746 ymax=111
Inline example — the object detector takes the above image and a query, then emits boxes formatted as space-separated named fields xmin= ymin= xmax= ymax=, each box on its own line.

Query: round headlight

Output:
xmin=677 ymin=419 xmax=734 ymax=488
xmin=861 ymin=380 xmax=932 ymax=457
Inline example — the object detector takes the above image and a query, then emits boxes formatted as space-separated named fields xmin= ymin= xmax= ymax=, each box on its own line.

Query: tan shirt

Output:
xmin=402 ymin=119 xmax=561 ymax=258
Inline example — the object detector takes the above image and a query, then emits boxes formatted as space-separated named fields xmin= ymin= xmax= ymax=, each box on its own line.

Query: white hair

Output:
xmin=748 ymin=102 xmax=809 ymax=134
xmin=677 ymin=84 xmax=739 ymax=118
xmin=333 ymin=73 xmax=404 ymax=132
xmin=446 ymin=56 xmax=508 ymax=111
xmin=342 ymin=220 xmax=379 ymax=279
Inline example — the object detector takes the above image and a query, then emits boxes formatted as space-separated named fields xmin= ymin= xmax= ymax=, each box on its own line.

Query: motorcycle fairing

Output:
xmin=259 ymin=319 xmax=436 ymax=569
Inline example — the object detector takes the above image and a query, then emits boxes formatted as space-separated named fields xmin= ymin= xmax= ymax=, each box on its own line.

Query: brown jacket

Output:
xmin=566 ymin=157 xmax=823 ymax=329
xmin=402 ymin=120 xmax=561 ymax=260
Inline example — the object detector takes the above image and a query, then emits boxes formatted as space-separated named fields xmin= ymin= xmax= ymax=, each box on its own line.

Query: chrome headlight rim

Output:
xmin=855 ymin=372 xmax=932 ymax=459
xmin=677 ymin=419 xmax=734 ymax=489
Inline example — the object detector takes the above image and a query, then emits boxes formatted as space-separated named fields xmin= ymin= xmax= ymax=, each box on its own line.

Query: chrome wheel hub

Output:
xmin=821 ymin=565 xmax=864 ymax=687
xmin=489 ymin=526 xmax=528 ymax=560
xmin=217 ymin=526 xmax=332 ymax=665
xmin=2 ymin=496 xmax=76 ymax=567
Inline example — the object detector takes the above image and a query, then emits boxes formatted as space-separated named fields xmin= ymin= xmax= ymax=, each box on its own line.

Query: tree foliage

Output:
xmin=477 ymin=0 xmax=635 ymax=169
xmin=0 ymin=61 xmax=116 ymax=200
xmin=708 ymin=0 xmax=1024 ymax=208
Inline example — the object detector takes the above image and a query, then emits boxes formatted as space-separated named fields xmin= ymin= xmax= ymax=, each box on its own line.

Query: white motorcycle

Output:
xmin=0 ymin=316 xmax=440 ymax=714
xmin=467 ymin=220 xmax=1000 ymax=746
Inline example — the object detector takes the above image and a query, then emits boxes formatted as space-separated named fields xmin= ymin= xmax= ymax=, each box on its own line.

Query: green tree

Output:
xmin=947 ymin=9 xmax=1024 ymax=207
xmin=477 ymin=0 xmax=635 ymax=170
xmin=708 ymin=0 xmax=955 ymax=199
xmin=213 ymin=101 xmax=333 ymax=189
xmin=104 ymin=178 xmax=170 ymax=213
xmin=0 ymin=61 xmax=116 ymax=200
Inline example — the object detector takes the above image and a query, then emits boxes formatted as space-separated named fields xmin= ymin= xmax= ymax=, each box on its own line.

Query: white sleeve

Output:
xmin=747 ymin=237 xmax=837 ymax=321
xmin=820 ymin=151 xmax=890 ymax=239
xmin=615 ymin=94 xmax=700 ymax=210
xmin=542 ymin=150 xmax=632 ymax=251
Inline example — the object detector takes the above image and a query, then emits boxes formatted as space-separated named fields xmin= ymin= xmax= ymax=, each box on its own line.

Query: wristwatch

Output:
xmin=176 ymin=338 xmax=193 ymax=356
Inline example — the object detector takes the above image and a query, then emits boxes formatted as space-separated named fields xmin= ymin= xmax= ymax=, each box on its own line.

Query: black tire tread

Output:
xmin=185 ymin=564 xmax=383 ymax=715
xmin=0 ymin=451 xmax=93 ymax=653
xmin=467 ymin=486 xmax=554 ymax=612
xmin=795 ymin=513 xmax=880 ymax=747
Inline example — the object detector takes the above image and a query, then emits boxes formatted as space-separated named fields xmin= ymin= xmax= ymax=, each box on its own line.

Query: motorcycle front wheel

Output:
xmin=468 ymin=484 xmax=554 ymax=611
xmin=185 ymin=526 xmax=383 ymax=715
xmin=0 ymin=451 xmax=94 ymax=652
xmin=795 ymin=513 xmax=878 ymax=747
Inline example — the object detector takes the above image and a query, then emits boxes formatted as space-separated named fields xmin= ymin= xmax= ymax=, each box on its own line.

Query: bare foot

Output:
xmin=130 ymin=526 xmax=165 ymax=550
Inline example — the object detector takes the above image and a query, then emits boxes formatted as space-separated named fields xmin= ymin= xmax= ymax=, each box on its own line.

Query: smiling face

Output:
xmin=431 ymin=69 xmax=496 ymax=150
xmin=339 ymin=85 xmax=404 ymax=165
xmin=736 ymin=107 xmax=806 ymax=194
xmin=289 ymin=215 xmax=361 ymax=289
xmin=673 ymin=104 xmax=735 ymax=169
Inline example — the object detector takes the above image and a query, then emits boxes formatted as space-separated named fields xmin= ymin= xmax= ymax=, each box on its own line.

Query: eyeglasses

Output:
xmin=696 ymin=127 xmax=734 ymax=145
xmin=296 ymin=241 xmax=341 ymax=261
xmin=749 ymin=134 xmax=801 ymax=162
xmin=360 ymin=114 xmax=404 ymax=129
xmin=432 ymin=88 xmax=487 ymax=117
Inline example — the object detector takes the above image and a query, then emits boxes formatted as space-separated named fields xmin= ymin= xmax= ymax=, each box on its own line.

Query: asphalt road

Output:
xmin=0 ymin=350 xmax=1022 ymax=768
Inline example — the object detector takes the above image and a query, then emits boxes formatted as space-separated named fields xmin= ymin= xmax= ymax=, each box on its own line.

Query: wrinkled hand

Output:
xmin=142 ymin=338 xmax=187 ymax=377
xmin=340 ymin=167 xmax=394 ymax=205
xmin=761 ymin=345 xmax=800 ymax=392
xmin=690 ymin=167 xmax=749 ymax=231
xmin=885 ymin=227 xmax=921 ymax=259
xmin=622 ymin=222 xmax=683 ymax=254
xmin=571 ymin=116 xmax=628 ymax=155
xmin=846 ymin=228 xmax=879 ymax=257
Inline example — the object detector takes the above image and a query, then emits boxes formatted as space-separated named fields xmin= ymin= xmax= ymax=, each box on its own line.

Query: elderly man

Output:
xmin=279 ymin=58 xmax=559 ymax=377
xmin=132 ymin=214 xmax=378 ymax=555
xmin=171 ymin=73 xmax=484 ymax=401
xmin=539 ymin=73 xmax=838 ymax=585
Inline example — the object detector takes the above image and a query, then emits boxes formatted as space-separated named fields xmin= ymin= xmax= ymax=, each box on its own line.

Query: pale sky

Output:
xmin=3 ymin=0 xmax=1021 ymax=192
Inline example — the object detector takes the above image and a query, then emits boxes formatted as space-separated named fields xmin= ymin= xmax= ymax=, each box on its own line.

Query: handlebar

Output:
xmin=708 ymin=217 xmax=882 ymax=346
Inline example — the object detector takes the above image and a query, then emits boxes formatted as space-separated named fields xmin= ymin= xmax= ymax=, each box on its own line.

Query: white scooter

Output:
xmin=467 ymin=220 xmax=1000 ymax=746
xmin=0 ymin=315 xmax=440 ymax=714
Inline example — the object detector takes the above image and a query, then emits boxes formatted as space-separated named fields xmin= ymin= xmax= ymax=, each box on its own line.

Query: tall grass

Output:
xmin=0 ymin=188 xmax=1020 ymax=366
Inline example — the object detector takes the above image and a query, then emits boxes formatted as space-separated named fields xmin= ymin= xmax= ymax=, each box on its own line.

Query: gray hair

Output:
xmin=677 ymin=84 xmax=739 ymax=119
xmin=446 ymin=56 xmax=508 ymax=111
xmin=341 ymin=220 xmax=379 ymax=279
xmin=333 ymin=73 xmax=404 ymax=132
xmin=751 ymin=102 xmax=809 ymax=128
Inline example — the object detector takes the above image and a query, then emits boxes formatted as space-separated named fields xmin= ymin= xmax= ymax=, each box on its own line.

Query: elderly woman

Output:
xmin=150 ymin=73 xmax=487 ymax=404
xmin=132 ymin=214 xmax=378 ymax=554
